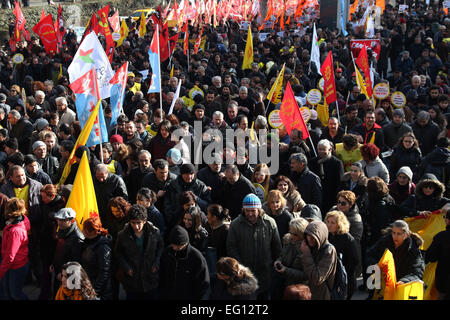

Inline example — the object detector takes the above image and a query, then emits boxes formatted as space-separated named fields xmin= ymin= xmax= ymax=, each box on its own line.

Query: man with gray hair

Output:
xmin=172 ymin=97 xmax=191 ymax=123
xmin=235 ymin=85 xmax=257 ymax=122
xmin=412 ymin=110 xmax=441 ymax=156
xmin=309 ymin=139 xmax=344 ymax=212
xmin=0 ymin=93 xmax=10 ymax=114
xmin=34 ymin=90 xmax=50 ymax=113
xmin=56 ymin=96 xmax=76 ymax=126
xmin=93 ymin=162 xmax=128 ymax=221
xmin=8 ymin=109 xmax=33 ymax=154
xmin=289 ymin=153 xmax=322 ymax=208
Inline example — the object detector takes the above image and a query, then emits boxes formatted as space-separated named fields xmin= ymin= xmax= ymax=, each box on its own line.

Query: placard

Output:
xmin=318 ymin=78 xmax=324 ymax=91
xmin=268 ymin=110 xmax=283 ymax=128
xmin=12 ymin=53 xmax=24 ymax=64
xmin=253 ymin=183 xmax=266 ymax=202
xmin=373 ymin=83 xmax=390 ymax=100
xmin=112 ymin=32 xmax=121 ymax=41
xmin=307 ymin=89 xmax=322 ymax=105
xmin=300 ymin=107 xmax=311 ymax=123
xmin=390 ymin=91 xmax=406 ymax=108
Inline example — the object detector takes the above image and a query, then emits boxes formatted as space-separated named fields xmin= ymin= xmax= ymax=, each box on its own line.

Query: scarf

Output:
xmin=55 ymin=286 xmax=83 ymax=300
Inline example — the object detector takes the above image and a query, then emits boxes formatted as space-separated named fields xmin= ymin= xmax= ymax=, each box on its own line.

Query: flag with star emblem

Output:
xmin=68 ymin=31 xmax=114 ymax=99
xmin=69 ymin=68 xmax=108 ymax=147
xmin=279 ymin=82 xmax=309 ymax=139
xmin=109 ymin=62 xmax=128 ymax=127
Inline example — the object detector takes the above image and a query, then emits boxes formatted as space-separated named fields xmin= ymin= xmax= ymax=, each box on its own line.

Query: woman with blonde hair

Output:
xmin=325 ymin=210 xmax=359 ymax=300
xmin=55 ymin=261 xmax=97 ymax=300
xmin=262 ymin=189 xmax=293 ymax=239
xmin=251 ymin=163 xmax=273 ymax=202
xmin=0 ymin=198 xmax=31 ymax=300
xmin=211 ymin=257 xmax=259 ymax=300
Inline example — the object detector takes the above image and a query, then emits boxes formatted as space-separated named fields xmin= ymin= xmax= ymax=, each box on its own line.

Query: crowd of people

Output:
xmin=0 ymin=1 xmax=449 ymax=301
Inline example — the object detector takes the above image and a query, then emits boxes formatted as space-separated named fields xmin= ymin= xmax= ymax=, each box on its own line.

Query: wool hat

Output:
xmin=5 ymin=137 xmax=18 ymax=150
xmin=301 ymin=204 xmax=322 ymax=222
xmin=167 ymin=148 xmax=181 ymax=163
xmin=169 ymin=225 xmax=190 ymax=245
xmin=393 ymin=108 xmax=405 ymax=118
xmin=54 ymin=208 xmax=76 ymax=220
xmin=397 ymin=166 xmax=413 ymax=181
xmin=34 ymin=118 xmax=49 ymax=131
xmin=180 ymin=163 xmax=195 ymax=175
xmin=110 ymin=134 xmax=123 ymax=144
xmin=242 ymin=193 xmax=262 ymax=209
xmin=32 ymin=140 xmax=46 ymax=151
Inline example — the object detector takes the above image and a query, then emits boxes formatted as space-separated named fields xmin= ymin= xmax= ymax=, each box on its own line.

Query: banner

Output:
xmin=148 ymin=25 xmax=161 ymax=93
xmin=320 ymin=51 xmax=337 ymax=105
xmin=350 ymin=39 xmax=381 ymax=61
xmin=33 ymin=14 xmax=57 ymax=55
xmin=279 ymin=82 xmax=310 ymax=139
xmin=68 ymin=31 xmax=114 ymax=99
xmin=109 ymin=62 xmax=129 ymax=127
xmin=242 ymin=24 xmax=253 ymax=70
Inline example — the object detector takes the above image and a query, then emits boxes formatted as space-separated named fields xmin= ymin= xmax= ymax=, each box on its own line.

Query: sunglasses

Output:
xmin=337 ymin=201 xmax=349 ymax=206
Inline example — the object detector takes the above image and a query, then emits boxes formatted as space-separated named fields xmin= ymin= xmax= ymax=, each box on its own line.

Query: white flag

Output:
xmin=311 ymin=23 xmax=321 ymax=76
xmin=68 ymin=32 xmax=114 ymax=99
xmin=168 ymin=79 xmax=182 ymax=115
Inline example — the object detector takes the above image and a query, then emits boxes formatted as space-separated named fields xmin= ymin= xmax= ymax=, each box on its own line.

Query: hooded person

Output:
xmin=400 ymin=173 xmax=449 ymax=217
xmin=388 ymin=166 xmax=416 ymax=208
xmin=226 ymin=193 xmax=282 ymax=299
xmin=299 ymin=220 xmax=337 ymax=300
xmin=159 ymin=225 xmax=211 ymax=300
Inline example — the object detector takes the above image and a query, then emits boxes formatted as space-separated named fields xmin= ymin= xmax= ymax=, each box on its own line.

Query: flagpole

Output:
xmin=308 ymin=135 xmax=317 ymax=157
xmin=157 ymin=24 xmax=163 ymax=115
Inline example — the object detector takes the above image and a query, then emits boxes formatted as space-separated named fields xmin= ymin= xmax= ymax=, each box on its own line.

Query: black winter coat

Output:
xmin=159 ymin=244 xmax=211 ymax=300
xmin=290 ymin=168 xmax=322 ymax=208
xmin=411 ymin=120 xmax=440 ymax=156
xmin=115 ymin=222 xmax=164 ymax=293
xmin=425 ymin=225 xmax=450 ymax=295
xmin=10 ymin=118 xmax=33 ymax=154
xmin=389 ymin=146 xmax=422 ymax=183
xmin=367 ymin=232 xmax=425 ymax=283
xmin=39 ymin=195 xmax=65 ymax=264
xmin=328 ymin=232 xmax=360 ymax=281
xmin=81 ymin=235 xmax=113 ymax=300
xmin=93 ymin=173 xmax=128 ymax=221
xmin=53 ymin=222 xmax=85 ymax=275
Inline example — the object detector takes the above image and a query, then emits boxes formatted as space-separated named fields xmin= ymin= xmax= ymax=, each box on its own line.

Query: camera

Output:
xmin=275 ymin=262 xmax=283 ymax=271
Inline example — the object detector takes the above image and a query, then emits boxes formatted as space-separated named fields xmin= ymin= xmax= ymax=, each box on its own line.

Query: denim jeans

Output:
xmin=0 ymin=263 xmax=30 ymax=300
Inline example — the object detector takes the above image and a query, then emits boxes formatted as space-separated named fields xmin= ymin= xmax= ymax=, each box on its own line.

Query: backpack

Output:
xmin=318 ymin=243 xmax=348 ymax=300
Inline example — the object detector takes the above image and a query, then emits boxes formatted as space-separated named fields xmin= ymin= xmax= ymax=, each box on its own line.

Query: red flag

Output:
xmin=13 ymin=1 xmax=26 ymax=32
xmin=40 ymin=9 xmax=46 ymax=22
xmin=279 ymin=82 xmax=310 ymax=139
xmin=320 ymin=51 xmax=338 ymax=105
xmin=83 ymin=13 xmax=100 ymax=41
xmin=159 ymin=23 xmax=170 ymax=62
xmin=169 ymin=33 xmax=179 ymax=56
xmin=183 ymin=23 xmax=189 ymax=55
xmin=355 ymin=46 xmax=373 ymax=97
xmin=97 ymin=4 xmax=115 ymax=62
xmin=33 ymin=14 xmax=58 ymax=55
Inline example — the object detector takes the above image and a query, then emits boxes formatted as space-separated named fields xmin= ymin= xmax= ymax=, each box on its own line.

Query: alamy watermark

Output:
xmin=66 ymin=265 xmax=82 ymax=290
xmin=170 ymin=122 xmax=280 ymax=175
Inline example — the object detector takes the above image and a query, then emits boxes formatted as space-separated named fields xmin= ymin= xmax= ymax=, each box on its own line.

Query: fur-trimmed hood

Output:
xmin=227 ymin=266 xmax=259 ymax=296
xmin=381 ymin=227 xmax=424 ymax=248
xmin=415 ymin=177 xmax=445 ymax=199
xmin=341 ymin=171 xmax=368 ymax=186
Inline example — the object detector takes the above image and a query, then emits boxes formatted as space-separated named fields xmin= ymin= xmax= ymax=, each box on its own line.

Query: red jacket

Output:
xmin=0 ymin=215 xmax=30 ymax=279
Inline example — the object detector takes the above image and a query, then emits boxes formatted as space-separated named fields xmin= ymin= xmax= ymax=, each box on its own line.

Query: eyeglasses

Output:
xmin=403 ymin=140 xmax=414 ymax=143
xmin=337 ymin=201 xmax=349 ymax=206
xmin=423 ymin=185 xmax=435 ymax=189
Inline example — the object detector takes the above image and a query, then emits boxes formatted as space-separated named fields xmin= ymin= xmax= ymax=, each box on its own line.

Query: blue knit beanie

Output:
xmin=242 ymin=193 xmax=262 ymax=209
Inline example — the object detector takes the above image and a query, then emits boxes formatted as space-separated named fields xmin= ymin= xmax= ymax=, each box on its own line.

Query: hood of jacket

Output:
xmin=304 ymin=220 xmax=329 ymax=249
xmin=426 ymin=147 xmax=450 ymax=166
xmin=415 ymin=177 xmax=445 ymax=199
xmin=227 ymin=266 xmax=259 ymax=296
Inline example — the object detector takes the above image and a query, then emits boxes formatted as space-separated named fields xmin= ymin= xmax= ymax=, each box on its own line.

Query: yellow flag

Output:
xmin=66 ymin=151 xmax=100 ymax=231
xmin=117 ymin=18 xmax=129 ymax=47
xmin=423 ymin=262 xmax=438 ymax=300
xmin=316 ymin=101 xmax=329 ymax=127
xmin=355 ymin=67 xmax=369 ymax=99
xmin=242 ymin=25 xmax=253 ymax=70
xmin=405 ymin=211 xmax=446 ymax=250
xmin=267 ymin=63 xmax=285 ymax=104
xmin=373 ymin=249 xmax=397 ymax=300
xmin=57 ymin=64 xmax=62 ymax=81
xmin=58 ymin=100 xmax=101 ymax=185
xmin=170 ymin=64 xmax=174 ymax=78
xmin=139 ymin=11 xmax=146 ymax=38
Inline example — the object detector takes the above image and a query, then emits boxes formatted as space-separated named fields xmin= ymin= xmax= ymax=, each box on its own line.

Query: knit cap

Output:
xmin=242 ymin=193 xmax=262 ymax=209
xmin=32 ymin=140 xmax=46 ymax=151
xmin=180 ymin=163 xmax=195 ymax=175
xmin=169 ymin=225 xmax=190 ymax=245
xmin=393 ymin=108 xmax=405 ymax=119
xmin=397 ymin=166 xmax=413 ymax=181
xmin=167 ymin=148 xmax=181 ymax=163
